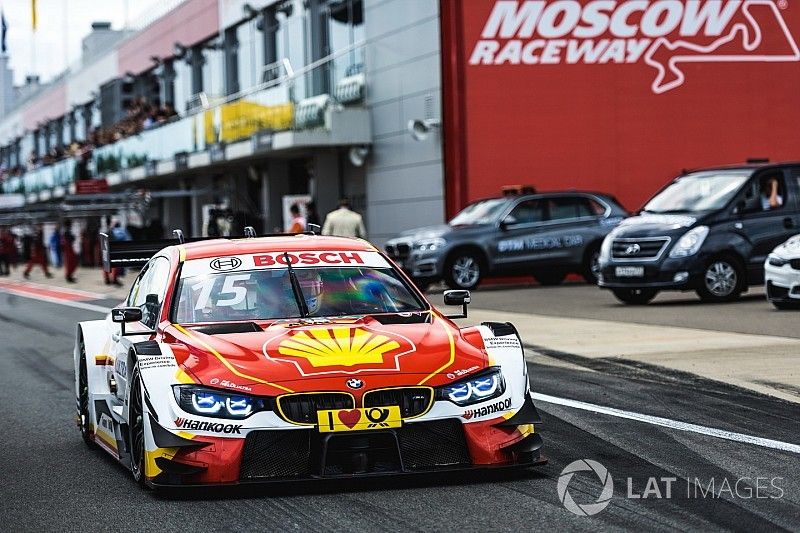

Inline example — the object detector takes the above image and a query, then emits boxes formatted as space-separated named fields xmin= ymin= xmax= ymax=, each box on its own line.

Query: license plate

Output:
xmin=615 ymin=266 xmax=645 ymax=277
xmin=317 ymin=406 xmax=402 ymax=433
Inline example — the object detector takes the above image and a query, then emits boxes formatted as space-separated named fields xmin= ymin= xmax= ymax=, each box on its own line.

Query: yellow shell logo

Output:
xmin=277 ymin=327 xmax=402 ymax=368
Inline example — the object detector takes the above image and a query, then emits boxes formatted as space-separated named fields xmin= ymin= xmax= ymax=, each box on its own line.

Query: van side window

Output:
xmin=758 ymin=173 xmax=786 ymax=211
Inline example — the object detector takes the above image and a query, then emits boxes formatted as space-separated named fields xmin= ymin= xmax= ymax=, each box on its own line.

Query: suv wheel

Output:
xmin=582 ymin=246 xmax=602 ymax=284
xmin=611 ymin=288 xmax=658 ymax=305
xmin=444 ymin=252 xmax=482 ymax=290
xmin=696 ymin=256 xmax=743 ymax=303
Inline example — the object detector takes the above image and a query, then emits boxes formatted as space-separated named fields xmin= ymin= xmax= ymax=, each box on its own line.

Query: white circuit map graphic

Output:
xmin=645 ymin=0 xmax=800 ymax=94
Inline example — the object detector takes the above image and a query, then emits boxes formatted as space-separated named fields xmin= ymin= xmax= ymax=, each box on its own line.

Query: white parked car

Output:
xmin=765 ymin=234 xmax=800 ymax=309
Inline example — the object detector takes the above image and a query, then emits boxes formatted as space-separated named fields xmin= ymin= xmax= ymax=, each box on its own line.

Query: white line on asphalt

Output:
xmin=531 ymin=392 xmax=800 ymax=454
xmin=0 ymin=289 xmax=112 ymax=314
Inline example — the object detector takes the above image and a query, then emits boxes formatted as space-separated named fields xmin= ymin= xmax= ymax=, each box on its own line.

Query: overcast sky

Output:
xmin=2 ymin=0 xmax=162 ymax=85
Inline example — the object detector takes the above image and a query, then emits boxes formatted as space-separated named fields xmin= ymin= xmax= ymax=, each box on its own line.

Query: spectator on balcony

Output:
xmin=23 ymin=227 xmax=52 ymax=279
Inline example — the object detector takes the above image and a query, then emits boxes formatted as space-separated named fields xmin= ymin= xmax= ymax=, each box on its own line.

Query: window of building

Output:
xmin=236 ymin=18 xmax=265 ymax=92
xmin=202 ymin=37 xmax=225 ymax=98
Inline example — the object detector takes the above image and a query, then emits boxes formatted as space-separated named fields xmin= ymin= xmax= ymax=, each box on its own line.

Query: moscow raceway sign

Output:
xmin=469 ymin=0 xmax=800 ymax=93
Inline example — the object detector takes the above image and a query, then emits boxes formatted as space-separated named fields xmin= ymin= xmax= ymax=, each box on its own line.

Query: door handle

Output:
xmin=784 ymin=217 xmax=795 ymax=229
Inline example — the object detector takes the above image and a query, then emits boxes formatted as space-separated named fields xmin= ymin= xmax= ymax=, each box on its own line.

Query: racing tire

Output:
xmin=696 ymin=255 xmax=744 ymax=303
xmin=611 ymin=287 xmax=658 ymax=305
xmin=128 ymin=363 xmax=149 ymax=488
xmin=533 ymin=271 xmax=566 ymax=286
xmin=582 ymin=245 xmax=602 ymax=285
xmin=444 ymin=251 xmax=483 ymax=290
xmin=77 ymin=337 xmax=96 ymax=448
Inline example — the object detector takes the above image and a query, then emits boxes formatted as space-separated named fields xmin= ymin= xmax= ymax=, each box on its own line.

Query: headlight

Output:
xmin=438 ymin=368 xmax=505 ymax=406
xmin=669 ymin=226 xmax=709 ymax=258
xmin=599 ymin=233 xmax=614 ymax=261
xmin=413 ymin=238 xmax=446 ymax=252
xmin=768 ymin=254 xmax=788 ymax=267
xmin=173 ymin=385 xmax=268 ymax=419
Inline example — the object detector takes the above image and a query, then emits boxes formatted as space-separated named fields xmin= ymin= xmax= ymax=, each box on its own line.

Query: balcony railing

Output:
xmin=2 ymin=42 xmax=366 ymax=196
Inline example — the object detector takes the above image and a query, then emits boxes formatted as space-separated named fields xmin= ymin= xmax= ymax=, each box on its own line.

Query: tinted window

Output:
xmin=506 ymin=199 xmax=545 ymax=224
xmin=547 ymin=197 xmax=595 ymax=221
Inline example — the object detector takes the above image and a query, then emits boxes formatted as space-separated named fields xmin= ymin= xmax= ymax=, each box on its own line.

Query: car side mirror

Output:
xmin=112 ymin=307 xmax=142 ymax=323
xmin=111 ymin=306 xmax=155 ymax=337
xmin=443 ymin=289 xmax=470 ymax=319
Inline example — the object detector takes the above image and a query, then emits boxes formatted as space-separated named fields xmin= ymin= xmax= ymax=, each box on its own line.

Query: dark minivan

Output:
xmin=598 ymin=162 xmax=800 ymax=304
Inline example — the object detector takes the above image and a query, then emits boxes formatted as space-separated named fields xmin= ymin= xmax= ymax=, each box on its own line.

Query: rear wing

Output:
xmin=100 ymin=233 xmax=178 ymax=272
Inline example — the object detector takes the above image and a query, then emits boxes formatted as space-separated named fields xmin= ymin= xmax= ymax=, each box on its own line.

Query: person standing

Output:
xmin=49 ymin=226 xmax=63 ymax=268
xmin=321 ymin=198 xmax=367 ymax=239
xmin=305 ymin=201 xmax=321 ymax=227
xmin=62 ymin=224 xmax=78 ymax=283
xmin=0 ymin=228 xmax=14 ymax=276
xmin=23 ymin=227 xmax=52 ymax=279
xmin=287 ymin=204 xmax=306 ymax=233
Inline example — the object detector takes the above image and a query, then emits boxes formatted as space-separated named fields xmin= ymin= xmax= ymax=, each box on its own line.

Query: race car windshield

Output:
xmin=173 ymin=267 xmax=426 ymax=323
xmin=642 ymin=171 xmax=750 ymax=214
xmin=449 ymin=198 xmax=509 ymax=226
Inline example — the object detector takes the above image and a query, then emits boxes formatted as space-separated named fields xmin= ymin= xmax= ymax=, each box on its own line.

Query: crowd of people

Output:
xmin=287 ymin=198 xmax=366 ymax=239
xmin=0 ymin=97 xmax=178 ymax=185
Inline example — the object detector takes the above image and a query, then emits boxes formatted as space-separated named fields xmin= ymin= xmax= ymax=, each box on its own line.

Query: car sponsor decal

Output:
xmin=174 ymin=417 xmax=243 ymax=434
xmin=317 ymin=406 xmax=402 ymax=433
xmin=94 ymin=355 xmax=113 ymax=366
xmin=180 ymin=251 xmax=391 ymax=278
xmin=263 ymin=325 xmax=417 ymax=376
xmin=470 ymin=0 xmax=800 ymax=94
xmin=498 ymin=235 xmax=583 ymax=253
xmin=446 ymin=365 xmax=481 ymax=380
xmin=462 ymin=398 xmax=512 ymax=420
xmin=483 ymin=336 xmax=522 ymax=350
xmin=209 ymin=377 xmax=253 ymax=392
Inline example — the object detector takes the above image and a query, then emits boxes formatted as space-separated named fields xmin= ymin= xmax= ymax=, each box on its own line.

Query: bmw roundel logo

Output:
xmin=210 ymin=257 xmax=242 ymax=271
xmin=346 ymin=378 xmax=364 ymax=390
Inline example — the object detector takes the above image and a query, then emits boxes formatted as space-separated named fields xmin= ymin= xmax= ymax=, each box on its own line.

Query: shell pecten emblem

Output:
xmin=263 ymin=325 xmax=416 ymax=376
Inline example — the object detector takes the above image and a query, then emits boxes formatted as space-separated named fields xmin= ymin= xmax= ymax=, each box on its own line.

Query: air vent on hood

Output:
xmin=191 ymin=322 xmax=263 ymax=335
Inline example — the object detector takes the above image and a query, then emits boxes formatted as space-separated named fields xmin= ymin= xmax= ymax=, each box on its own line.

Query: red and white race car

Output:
xmin=74 ymin=230 xmax=544 ymax=488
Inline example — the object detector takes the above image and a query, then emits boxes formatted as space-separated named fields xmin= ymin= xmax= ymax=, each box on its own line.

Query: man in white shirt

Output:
xmin=322 ymin=198 xmax=366 ymax=239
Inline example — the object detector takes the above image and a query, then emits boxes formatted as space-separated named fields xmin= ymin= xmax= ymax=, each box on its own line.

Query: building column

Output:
xmin=224 ymin=27 xmax=239 ymax=96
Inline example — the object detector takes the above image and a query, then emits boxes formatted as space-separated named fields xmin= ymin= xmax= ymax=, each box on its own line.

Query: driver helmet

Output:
xmin=284 ymin=269 xmax=324 ymax=314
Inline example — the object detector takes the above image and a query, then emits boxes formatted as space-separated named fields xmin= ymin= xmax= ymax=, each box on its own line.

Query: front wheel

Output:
xmin=128 ymin=364 xmax=148 ymax=487
xmin=611 ymin=287 xmax=658 ymax=305
xmin=582 ymin=246 xmax=602 ymax=284
xmin=444 ymin=252 xmax=483 ymax=290
xmin=696 ymin=257 xmax=743 ymax=303
xmin=77 ymin=337 xmax=95 ymax=448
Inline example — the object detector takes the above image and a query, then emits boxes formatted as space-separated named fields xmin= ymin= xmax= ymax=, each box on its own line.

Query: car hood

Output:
xmin=612 ymin=213 xmax=699 ymax=238
xmin=387 ymin=223 xmax=492 ymax=243
xmin=166 ymin=314 xmax=488 ymax=395
xmin=771 ymin=235 xmax=800 ymax=259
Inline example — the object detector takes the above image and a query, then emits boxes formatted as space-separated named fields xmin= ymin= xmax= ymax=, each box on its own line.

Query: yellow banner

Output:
xmin=317 ymin=406 xmax=402 ymax=433
xmin=204 ymin=100 xmax=294 ymax=145
xmin=31 ymin=0 xmax=37 ymax=31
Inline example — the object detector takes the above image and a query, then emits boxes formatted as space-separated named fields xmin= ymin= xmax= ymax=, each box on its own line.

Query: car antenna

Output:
xmin=283 ymin=252 xmax=309 ymax=317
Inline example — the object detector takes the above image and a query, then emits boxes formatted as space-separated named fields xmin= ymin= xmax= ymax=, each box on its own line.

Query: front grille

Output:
xmin=790 ymin=259 xmax=800 ymax=270
xmin=363 ymin=387 xmax=433 ymax=418
xmin=397 ymin=420 xmax=471 ymax=470
xmin=239 ymin=430 xmax=312 ymax=480
xmin=611 ymin=238 xmax=669 ymax=260
xmin=385 ymin=243 xmax=410 ymax=260
xmin=277 ymin=393 xmax=354 ymax=425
